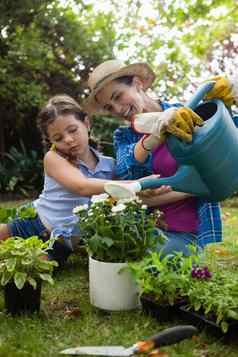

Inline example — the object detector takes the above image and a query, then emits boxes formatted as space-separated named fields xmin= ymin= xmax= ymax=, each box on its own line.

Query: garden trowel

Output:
xmin=60 ymin=325 xmax=197 ymax=356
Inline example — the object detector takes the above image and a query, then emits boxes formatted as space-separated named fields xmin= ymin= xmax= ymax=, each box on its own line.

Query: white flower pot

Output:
xmin=89 ymin=256 xmax=140 ymax=311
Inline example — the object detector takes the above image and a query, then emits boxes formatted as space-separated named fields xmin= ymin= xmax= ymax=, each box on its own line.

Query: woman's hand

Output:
xmin=138 ymin=185 xmax=172 ymax=199
xmin=204 ymin=76 xmax=238 ymax=107
xmin=132 ymin=107 xmax=203 ymax=149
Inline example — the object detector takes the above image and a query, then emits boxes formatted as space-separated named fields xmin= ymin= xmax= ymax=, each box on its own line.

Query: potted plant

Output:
xmin=128 ymin=249 xmax=200 ymax=321
xmin=0 ymin=236 xmax=58 ymax=315
xmin=73 ymin=194 xmax=165 ymax=311
xmin=180 ymin=260 xmax=238 ymax=334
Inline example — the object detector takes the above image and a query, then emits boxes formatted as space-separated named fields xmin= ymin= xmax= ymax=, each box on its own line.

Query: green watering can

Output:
xmin=105 ymin=81 xmax=238 ymax=202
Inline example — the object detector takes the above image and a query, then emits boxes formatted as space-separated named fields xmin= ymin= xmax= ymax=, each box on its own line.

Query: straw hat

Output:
xmin=83 ymin=59 xmax=156 ymax=115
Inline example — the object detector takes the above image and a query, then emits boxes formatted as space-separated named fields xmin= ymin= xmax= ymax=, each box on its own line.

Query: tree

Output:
xmin=0 ymin=0 xmax=116 ymax=155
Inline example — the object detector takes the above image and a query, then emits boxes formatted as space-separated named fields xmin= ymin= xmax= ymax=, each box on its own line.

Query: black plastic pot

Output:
xmin=4 ymin=281 xmax=42 ymax=315
xmin=179 ymin=305 xmax=238 ymax=337
xmin=140 ymin=294 xmax=186 ymax=322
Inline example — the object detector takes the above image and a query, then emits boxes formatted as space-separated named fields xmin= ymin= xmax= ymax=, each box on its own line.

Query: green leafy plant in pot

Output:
xmin=73 ymin=194 xmax=165 ymax=311
xmin=128 ymin=249 xmax=201 ymax=321
xmin=0 ymin=236 xmax=58 ymax=315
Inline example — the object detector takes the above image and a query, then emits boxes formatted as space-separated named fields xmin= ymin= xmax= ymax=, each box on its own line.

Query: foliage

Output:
xmin=0 ymin=0 xmax=116 ymax=156
xmin=74 ymin=194 xmax=165 ymax=262
xmin=90 ymin=116 xmax=120 ymax=157
xmin=0 ymin=236 xmax=58 ymax=290
xmin=130 ymin=245 xmax=238 ymax=333
xmin=129 ymin=249 xmax=200 ymax=306
xmin=0 ymin=204 xmax=37 ymax=224
xmin=106 ymin=0 xmax=238 ymax=100
xmin=184 ymin=268 xmax=238 ymax=333
xmin=0 ymin=140 xmax=43 ymax=196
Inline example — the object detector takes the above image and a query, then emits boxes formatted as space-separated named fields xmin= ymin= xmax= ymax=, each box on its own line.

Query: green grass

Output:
xmin=0 ymin=198 xmax=238 ymax=356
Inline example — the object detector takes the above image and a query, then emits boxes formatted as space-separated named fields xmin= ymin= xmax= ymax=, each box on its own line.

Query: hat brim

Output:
xmin=83 ymin=62 xmax=156 ymax=115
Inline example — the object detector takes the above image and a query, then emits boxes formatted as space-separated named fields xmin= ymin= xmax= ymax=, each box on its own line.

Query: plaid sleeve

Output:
xmin=113 ymin=127 xmax=153 ymax=179
xmin=197 ymin=200 xmax=222 ymax=247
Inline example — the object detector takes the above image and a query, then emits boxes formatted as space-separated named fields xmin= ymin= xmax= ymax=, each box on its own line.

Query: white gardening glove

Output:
xmin=104 ymin=181 xmax=141 ymax=199
xmin=131 ymin=108 xmax=176 ymax=151
xmin=204 ymin=75 xmax=238 ymax=107
xmin=131 ymin=108 xmax=176 ymax=136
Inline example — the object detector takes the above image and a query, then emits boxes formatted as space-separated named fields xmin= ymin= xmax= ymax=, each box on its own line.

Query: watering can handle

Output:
xmin=186 ymin=81 xmax=215 ymax=110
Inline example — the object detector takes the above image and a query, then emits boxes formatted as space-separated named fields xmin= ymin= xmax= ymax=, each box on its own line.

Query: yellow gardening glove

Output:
xmin=204 ymin=76 xmax=236 ymax=107
xmin=166 ymin=107 xmax=203 ymax=143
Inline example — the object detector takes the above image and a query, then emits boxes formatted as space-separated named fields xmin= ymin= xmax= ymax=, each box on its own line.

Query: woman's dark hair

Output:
xmin=115 ymin=75 xmax=134 ymax=86
xmin=37 ymin=95 xmax=88 ymax=148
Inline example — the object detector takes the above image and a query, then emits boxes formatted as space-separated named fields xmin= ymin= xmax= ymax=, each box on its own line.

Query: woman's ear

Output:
xmin=133 ymin=76 xmax=144 ymax=91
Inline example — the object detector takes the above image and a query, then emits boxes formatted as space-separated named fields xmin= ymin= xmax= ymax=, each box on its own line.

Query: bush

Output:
xmin=0 ymin=140 xmax=43 ymax=197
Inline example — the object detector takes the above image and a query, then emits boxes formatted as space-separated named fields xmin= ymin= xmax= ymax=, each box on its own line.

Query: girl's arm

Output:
xmin=44 ymin=150 xmax=112 ymax=196
xmin=140 ymin=190 xmax=194 ymax=207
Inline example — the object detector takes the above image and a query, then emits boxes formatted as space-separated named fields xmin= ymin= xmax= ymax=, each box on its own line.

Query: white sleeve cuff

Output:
xmin=228 ymin=74 xmax=238 ymax=105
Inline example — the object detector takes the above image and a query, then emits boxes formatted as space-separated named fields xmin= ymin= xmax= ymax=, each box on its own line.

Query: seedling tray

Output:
xmin=179 ymin=305 xmax=238 ymax=338
xmin=140 ymin=294 xmax=185 ymax=322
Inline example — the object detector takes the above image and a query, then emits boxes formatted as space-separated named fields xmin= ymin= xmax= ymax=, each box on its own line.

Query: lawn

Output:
xmin=0 ymin=199 xmax=238 ymax=356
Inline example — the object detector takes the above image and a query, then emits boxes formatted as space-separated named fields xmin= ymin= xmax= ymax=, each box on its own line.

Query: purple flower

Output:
xmin=191 ymin=265 xmax=212 ymax=280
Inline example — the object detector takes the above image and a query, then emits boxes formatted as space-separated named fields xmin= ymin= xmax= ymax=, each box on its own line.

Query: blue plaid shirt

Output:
xmin=113 ymin=101 xmax=222 ymax=247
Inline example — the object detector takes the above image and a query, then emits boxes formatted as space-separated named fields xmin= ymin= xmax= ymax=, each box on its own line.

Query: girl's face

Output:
xmin=95 ymin=77 xmax=145 ymax=120
xmin=47 ymin=114 xmax=90 ymax=158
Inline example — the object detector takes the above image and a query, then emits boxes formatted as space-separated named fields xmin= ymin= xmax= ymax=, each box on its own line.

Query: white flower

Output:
xmin=73 ymin=204 xmax=88 ymax=214
xmin=142 ymin=204 xmax=148 ymax=209
xmin=111 ymin=203 xmax=126 ymax=213
xmin=117 ymin=197 xmax=137 ymax=204
xmin=91 ymin=193 xmax=109 ymax=204
xmin=135 ymin=196 xmax=142 ymax=204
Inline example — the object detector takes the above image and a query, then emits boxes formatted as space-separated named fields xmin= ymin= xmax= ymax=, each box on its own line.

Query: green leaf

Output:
xmin=1 ymin=271 xmax=12 ymax=286
xmin=27 ymin=277 xmax=37 ymax=289
xmin=14 ymin=272 xmax=27 ymax=289
xmin=194 ymin=301 xmax=201 ymax=311
xmin=6 ymin=258 xmax=17 ymax=272
xmin=101 ymin=237 xmax=114 ymax=247
xmin=39 ymin=273 xmax=54 ymax=285
xmin=221 ymin=321 xmax=228 ymax=334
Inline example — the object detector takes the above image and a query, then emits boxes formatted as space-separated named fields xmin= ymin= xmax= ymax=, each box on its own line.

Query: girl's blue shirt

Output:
xmin=34 ymin=147 xmax=115 ymax=241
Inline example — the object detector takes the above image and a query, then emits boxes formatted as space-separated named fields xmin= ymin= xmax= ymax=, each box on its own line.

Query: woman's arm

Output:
xmin=140 ymin=190 xmax=194 ymax=207
xmin=134 ymin=137 xmax=157 ymax=163
xmin=44 ymin=151 xmax=112 ymax=196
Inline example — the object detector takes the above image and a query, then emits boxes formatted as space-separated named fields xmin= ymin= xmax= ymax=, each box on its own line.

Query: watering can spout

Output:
xmin=104 ymin=165 xmax=211 ymax=200
xmin=139 ymin=165 xmax=210 ymax=197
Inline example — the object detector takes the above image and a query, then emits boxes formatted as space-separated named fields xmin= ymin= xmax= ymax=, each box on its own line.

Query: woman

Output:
xmin=83 ymin=59 xmax=223 ymax=256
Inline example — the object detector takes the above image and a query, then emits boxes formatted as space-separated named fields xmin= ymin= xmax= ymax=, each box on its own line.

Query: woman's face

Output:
xmin=47 ymin=114 xmax=90 ymax=158
xmin=95 ymin=77 xmax=145 ymax=120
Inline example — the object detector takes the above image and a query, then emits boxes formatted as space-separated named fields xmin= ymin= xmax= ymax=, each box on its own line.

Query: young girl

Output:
xmin=0 ymin=95 xmax=131 ymax=263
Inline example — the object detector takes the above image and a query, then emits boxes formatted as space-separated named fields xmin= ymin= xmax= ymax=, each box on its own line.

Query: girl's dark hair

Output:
xmin=37 ymin=94 xmax=88 ymax=148
xmin=115 ymin=75 xmax=134 ymax=86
